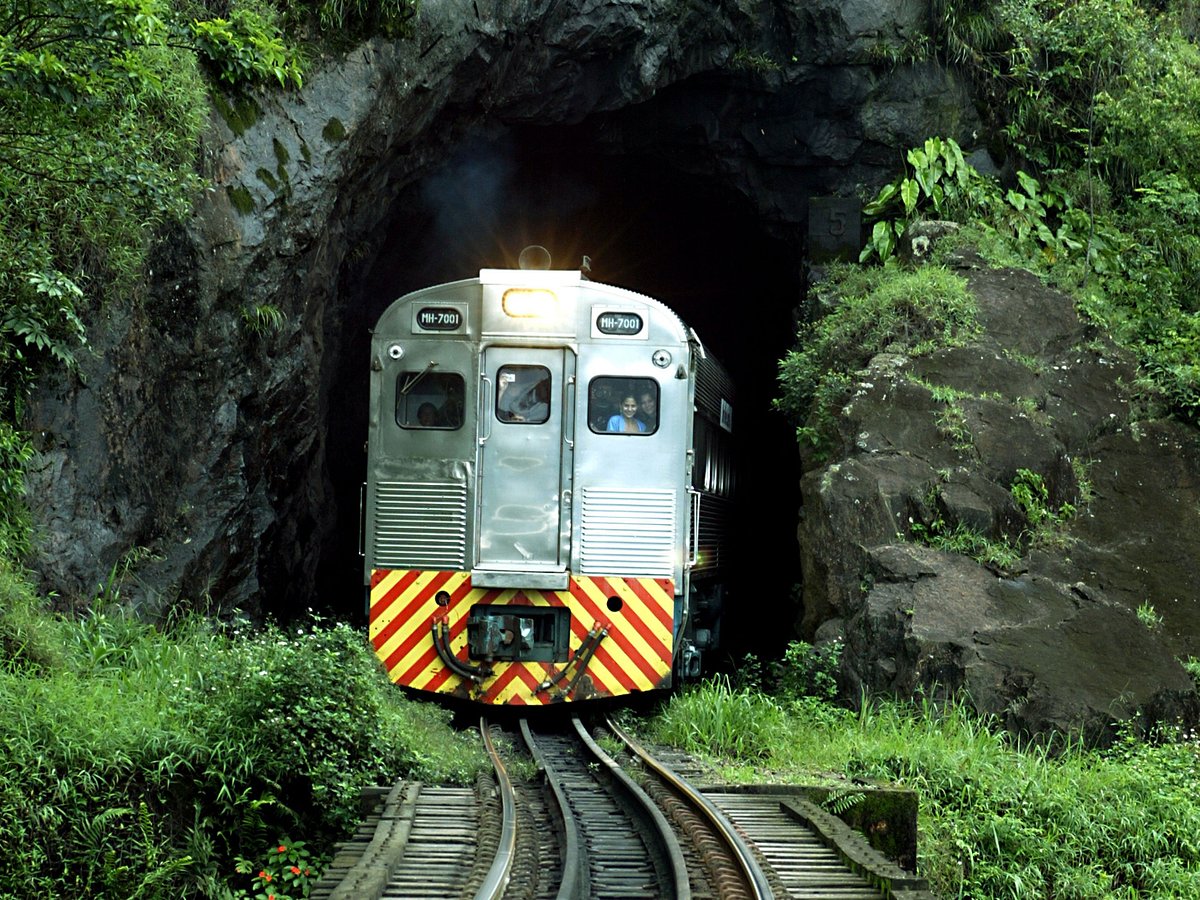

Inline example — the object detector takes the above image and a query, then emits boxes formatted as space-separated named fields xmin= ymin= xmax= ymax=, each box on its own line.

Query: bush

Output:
xmin=772 ymin=640 xmax=843 ymax=702
xmin=0 ymin=607 xmax=485 ymax=897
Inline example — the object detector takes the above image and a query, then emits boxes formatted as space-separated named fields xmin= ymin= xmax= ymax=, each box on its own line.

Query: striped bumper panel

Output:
xmin=369 ymin=569 xmax=675 ymax=705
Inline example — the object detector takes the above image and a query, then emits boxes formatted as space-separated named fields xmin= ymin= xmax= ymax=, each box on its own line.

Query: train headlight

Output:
xmin=502 ymin=288 xmax=558 ymax=318
xmin=387 ymin=343 xmax=404 ymax=360
xmin=652 ymin=349 xmax=672 ymax=368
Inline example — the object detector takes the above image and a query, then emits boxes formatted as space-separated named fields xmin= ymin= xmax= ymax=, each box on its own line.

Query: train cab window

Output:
xmin=396 ymin=371 xmax=465 ymax=429
xmin=496 ymin=365 xmax=551 ymax=424
xmin=588 ymin=377 xmax=659 ymax=435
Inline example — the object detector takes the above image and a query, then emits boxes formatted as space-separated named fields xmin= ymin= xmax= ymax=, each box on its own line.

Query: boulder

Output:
xmin=802 ymin=252 xmax=1200 ymax=737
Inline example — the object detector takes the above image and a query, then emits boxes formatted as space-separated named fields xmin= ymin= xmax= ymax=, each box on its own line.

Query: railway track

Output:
xmin=310 ymin=717 xmax=933 ymax=900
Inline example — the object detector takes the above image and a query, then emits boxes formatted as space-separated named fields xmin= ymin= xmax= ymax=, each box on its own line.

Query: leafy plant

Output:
xmin=1010 ymin=468 xmax=1076 ymax=546
xmin=229 ymin=839 xmax=324 ymax=899
xmin=190 ymin=8 xmax=304 ymax=89
xmin=772 ymin=640 xmax=843 ymax=702
xmin=0 ymin=607 xmax=486 ymax=896
xmin=1137 ymin=602 xmax=1163 ymax=631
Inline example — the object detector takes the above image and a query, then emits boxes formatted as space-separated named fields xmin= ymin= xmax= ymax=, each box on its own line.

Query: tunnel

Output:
xmin=312 ymin=123 xmax=806 ymax=663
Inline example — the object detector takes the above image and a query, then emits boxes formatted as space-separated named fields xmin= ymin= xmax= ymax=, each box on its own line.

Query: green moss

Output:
xmin=227 ymin=185 xmax=255 ymax=215
xmin=322 ymin=117 xmax=346 ymax=142
xmin=212 ymin=92 xmax=261 ymax=137
xmin=300 ymin=141 xmax=312 ymax=164
xmin=255 ymin=167 xmax=279 ymax=192
xmin=273 ymin=137 xmax=290 ymax=166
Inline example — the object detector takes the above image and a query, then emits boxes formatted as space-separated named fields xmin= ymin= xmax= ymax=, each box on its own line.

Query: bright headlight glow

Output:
xmin=502 ymin=288 xmax=558 ymax=318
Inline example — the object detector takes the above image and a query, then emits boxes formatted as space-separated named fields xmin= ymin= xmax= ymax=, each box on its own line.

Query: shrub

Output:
xmin=772 ymin=640 xmax=843 ymax=702
xmin=0 ymin=608 xmax=485 ymax=897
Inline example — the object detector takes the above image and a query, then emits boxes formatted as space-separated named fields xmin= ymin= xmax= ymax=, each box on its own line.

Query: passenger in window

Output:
xmin=417 ymin=402 xmax=440 ymax=426
xmin=607 ymin=395 xmax=647 ymax=433
xmin=441 ymin=382 xmax=464 ymax=427
xmin=514 ymin=378 xmax=550 ymax=423
xmin=638 ymin=391 xmax=657 ymax=429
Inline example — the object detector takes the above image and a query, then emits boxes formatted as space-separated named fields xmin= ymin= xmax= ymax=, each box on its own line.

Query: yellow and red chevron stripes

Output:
xmin=368 ymin=569 xmax=675 ymax=705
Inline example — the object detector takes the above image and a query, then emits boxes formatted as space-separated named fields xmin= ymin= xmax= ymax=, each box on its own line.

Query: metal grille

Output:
xmin=691 ymin=493 xmax=732 ymax=576
xmin=694 ymin=351 xmax=735 ymax=420
xmin=580 ymin=488 xmax=676 ymax=577
xmin=373 ymin=481 xmax=468 ymax=569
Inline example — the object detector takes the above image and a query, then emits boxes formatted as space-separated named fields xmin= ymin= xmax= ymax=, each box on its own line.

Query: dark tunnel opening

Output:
xmin=314 ymin=125 xmax=806 ymax=664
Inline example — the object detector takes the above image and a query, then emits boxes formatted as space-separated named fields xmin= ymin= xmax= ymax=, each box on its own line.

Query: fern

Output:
xmin=823 ymin=788 xmax=865 ymax=816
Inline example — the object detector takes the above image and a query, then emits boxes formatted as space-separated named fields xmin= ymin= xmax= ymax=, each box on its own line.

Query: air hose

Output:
xmin=431 ymin=620 xmax=493 ymax=683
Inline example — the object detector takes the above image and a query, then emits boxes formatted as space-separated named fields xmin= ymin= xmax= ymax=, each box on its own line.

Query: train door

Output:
xmin=474 ymin=347 xmax=574 ymax=586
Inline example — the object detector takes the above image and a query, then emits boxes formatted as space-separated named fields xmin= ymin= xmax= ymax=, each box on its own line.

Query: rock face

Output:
xmin=803 ymin=248 xmax=1200 ymax=739
xmin=21 ymin=0 xmax=1197 ymax=737
xmin=24 ymin=0 xmax=975 ymax=614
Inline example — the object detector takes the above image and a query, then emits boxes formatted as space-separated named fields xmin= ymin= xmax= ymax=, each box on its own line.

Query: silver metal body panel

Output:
xmin=364 ymin=269 xmax=734 ymax=630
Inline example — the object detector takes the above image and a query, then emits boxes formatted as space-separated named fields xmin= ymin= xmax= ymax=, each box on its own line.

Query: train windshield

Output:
xmin=396 ymin=371 xmax=465 ymax=429
xmin=495 ymin=365 xmax=551 ymax=425
xmin=588 ymin=377 xmax=658 ymax=435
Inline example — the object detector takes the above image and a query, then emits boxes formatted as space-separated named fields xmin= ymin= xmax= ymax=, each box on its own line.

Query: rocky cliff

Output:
xmin=26 ymin=0 xmax=972 ymax=613
xmin=803 ymin=244 xmax=1200 ymax=739
xmin=21 ymin=0 xmax=1197 ymax=736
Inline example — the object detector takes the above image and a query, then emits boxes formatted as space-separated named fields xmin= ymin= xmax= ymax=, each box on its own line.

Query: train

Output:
xmin=361 ymin=248 xmax=735 ymax=706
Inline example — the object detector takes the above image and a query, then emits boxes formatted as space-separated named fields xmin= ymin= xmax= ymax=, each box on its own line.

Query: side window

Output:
xmin=396 ymin=372 xmax=465 ymax=429
xmin=588 ymin=377 xmax=659 ymax=435
xmin=496 ymin=365 xmax=551 ymax=425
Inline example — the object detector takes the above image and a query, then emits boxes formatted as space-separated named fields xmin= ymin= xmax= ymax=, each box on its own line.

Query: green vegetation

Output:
xmin=1010 ymin=467 xmax=1076 ymax=548
xmin=910 ymin=515 xmax=1022 ymax=570
xmin=904 ymin=467 xmax=1077 ymax=568
xmin=828 ymin=0 xmax=1200 ymax=428
xmin=648 ymin=657 xmax=1200 ymax=898
xmin=0 ymin=0 xmax=420 ymax=554
xmin=782 ymin=0 xmax=1200 ymax=437
xmin=729 ymin=48 xmax=780 ymax=73
xmin=0 ymin=562 xmax=484 ymax=897
xmin=1137 ymin=601 xmax=1165 ymax=631
xmin=774 ymin=264 xmax=978 ymax=456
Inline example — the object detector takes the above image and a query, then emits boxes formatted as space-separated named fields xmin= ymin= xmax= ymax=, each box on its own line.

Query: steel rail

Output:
xmin=475 ymin=717 xmax=518 ymax=900
xmin=570 ymin=717 xmax=691 ymax=900
xmin=605 ymin=716 xmax=775 ymax=900
xmin=520 ymin=718 xmax=589 ymax=900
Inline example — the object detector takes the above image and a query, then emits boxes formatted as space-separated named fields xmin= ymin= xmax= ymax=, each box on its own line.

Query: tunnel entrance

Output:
xmin=315 ymin=124 xmax=805 ymax=664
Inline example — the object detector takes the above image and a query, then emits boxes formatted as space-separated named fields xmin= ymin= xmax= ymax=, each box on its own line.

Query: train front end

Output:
xmin=364 ymin=262 xmax=722 ymax=706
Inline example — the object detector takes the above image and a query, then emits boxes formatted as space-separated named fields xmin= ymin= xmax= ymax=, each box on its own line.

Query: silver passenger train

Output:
xmin=362 ymin=249 xmax=735 ymax=706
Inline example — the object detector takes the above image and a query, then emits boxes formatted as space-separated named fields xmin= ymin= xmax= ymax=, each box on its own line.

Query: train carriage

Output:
xmin=363 ymin=250 xmax=734 ymax=706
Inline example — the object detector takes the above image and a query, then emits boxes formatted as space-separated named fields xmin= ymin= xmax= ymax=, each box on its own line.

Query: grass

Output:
xmin=646 ymin=679 xmax=1200 ymax=898
xmin=0 ymin=559 xmax=487 ymax=898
